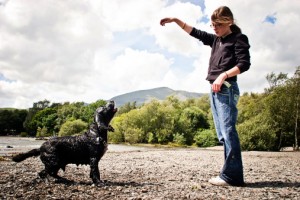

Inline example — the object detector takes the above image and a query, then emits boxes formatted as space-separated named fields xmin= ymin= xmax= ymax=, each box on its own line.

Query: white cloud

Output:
xmin=88 ymin=48 xmax=173 ymax=96
xmin=102 ymin=0 xmax=165 ymax=32
xmin=0 ymin=0 xmax=299 ymax=108
xmin=152 ymin=1 xmax=205 ymax=56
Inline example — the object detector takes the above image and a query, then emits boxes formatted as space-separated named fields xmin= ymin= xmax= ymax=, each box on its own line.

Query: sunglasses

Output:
xmin=210 ymin=23 xmax=229 ymax=28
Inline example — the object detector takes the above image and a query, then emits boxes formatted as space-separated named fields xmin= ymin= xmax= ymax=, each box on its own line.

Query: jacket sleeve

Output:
xmin=190 ymin=27 xmax=216 ymax=47
xmin=235 ymin=34 xmax=251 ymax=73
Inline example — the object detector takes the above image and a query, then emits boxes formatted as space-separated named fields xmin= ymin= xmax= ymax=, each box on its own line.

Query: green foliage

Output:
xmin=194 ymin=129 xmax=218 ymax=147
xmin=237 ymin=92 xmax=265 ymax=124
xmin=23 ymin=100 xmax=51 ymax=136
xmin=109 ymin=116 xmax=125 ymax=143
xmin=0 ymin=109 xmax=28 ymax=135
xmin=108 ymin=130 xmax=124 ymax=144
xmin=116 ymin=101 xmax=138 ymax=115
xmin=237 ymin=67 xmax=300 ymax=150
xmin=3 ymin=66 xmax=299 ymax=151
xmin=177 ymin=106 xmax=210 ymax=145
xmin=147 ymin=132 xmax=156 ymax=143
xmin=56 ymin=102 xmax=85 ymax=130
xmin=58 ymin=119 xmax=87 ymax=137
xmin=29 ymin=107 xmax=58 ymax=136
xmin=36 ymin=127 xmax=50 ymax=138
xmin=265 ymin=72 xmax=288 ymax=93
xmin=111 ymin=96 xmax=211 ymax=145
xmin=263 ymin=69 xmax=300 ymax=150
xmin=173 ymin=133 xmax=187 ymax=146
xmin=156 ymin=128 xmax=173 ymax=144
xmin=124 ymin=127 xmax=143 ymax=144
xmin=80 ymin=100 xmax=107 ymax=124
xmin=22 ymin=99 xmax=106 ymax=137
xmin=238 ymin=113 xmax=277 ymax=151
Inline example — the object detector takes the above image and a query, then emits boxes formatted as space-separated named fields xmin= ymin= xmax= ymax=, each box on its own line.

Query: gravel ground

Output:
xmin=1 ymin=146 xmax=300 ymax=200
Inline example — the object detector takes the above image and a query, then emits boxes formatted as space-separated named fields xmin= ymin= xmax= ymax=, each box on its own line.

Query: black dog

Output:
xmin=12 ymin=100 xmax=117 ymax=185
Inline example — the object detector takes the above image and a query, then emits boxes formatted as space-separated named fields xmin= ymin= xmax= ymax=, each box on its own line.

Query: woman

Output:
xmin=160 ymin=6 xmax=250 ymax=186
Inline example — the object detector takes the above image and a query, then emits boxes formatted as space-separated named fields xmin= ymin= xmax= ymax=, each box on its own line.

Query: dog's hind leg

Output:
xmin=40 ymin=164 xmax=61 ymax=179
xmin=48 ymin=166 xmax=61 ymax=179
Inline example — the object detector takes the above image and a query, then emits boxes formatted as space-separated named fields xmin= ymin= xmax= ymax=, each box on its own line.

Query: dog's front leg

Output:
xmin=90 ymin=157 xmax=102 ymax=186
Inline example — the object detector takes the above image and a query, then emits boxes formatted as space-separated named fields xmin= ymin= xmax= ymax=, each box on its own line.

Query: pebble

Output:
xmin=0 ymin=149 xmax=299 ymax=199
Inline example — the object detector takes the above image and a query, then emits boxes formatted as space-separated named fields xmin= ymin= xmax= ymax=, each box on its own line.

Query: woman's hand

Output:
xmin=212 ymin=73 xmax=227 ymax=92
xmin=160 ymin=18 xmax=175 ymax=26
xmin=160 ymin=18 xmax=193 ymax=34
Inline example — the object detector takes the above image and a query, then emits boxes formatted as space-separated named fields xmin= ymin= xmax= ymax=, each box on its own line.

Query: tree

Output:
xmin=237 ymin=92 xmax=265 ymax=124
xmin=264 ymin=72 xmax=297 ymax=150
xmin=78 ymin=100 xmax=107 ymax=124
xmin=116 ymin=101 xmax=137 ymax=115
xmin=110 ymin=96 xmax=212 ymax=146
xmin=194 ymin=129 xmax=218 ymax=147
xmin=265 ymin=72 xmax=288 ymax=93
xmin=12 ymin=109 xmax=29 ymax=134
xmin=24 ymin=100 xmax=51 ymax=136
xmin=288 ymin=67 xmax=300 ymax=150
xmin=58 ymin=119 xmax=87 ymax=137
xmin=177 ymin=106 xmax=210 ymax=145
xmin=55 ymin=102 xmax=85 ymax=131
xmin=28 ymin=107 xmax=58 ymax=136
xmin=0 ymin=109 xmax=28 ymax=135
xmin=109 ymin=115 xmax=125 ymax=143
xmin=238 ymin=113 xmax=277 ymax=151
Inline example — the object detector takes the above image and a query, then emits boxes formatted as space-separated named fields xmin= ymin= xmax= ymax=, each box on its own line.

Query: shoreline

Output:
xmin=0 ymin=136 xmax=294 ymax=157
xmin=1 ymin=147 xmax=300 ymax=199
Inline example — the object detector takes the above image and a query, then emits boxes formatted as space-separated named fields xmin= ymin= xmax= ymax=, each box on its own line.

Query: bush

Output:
xmin=238 ymin=114 xmax=277 ymax=151
xmin=108 ymin=116 xmax=125 ymax=144
xmin=20 ymin=132 xmax=28 ymax=137
xmin=124 ymin=127 xmax=143 ymax=144
xmin=194 ymin=129 xmax=218 ymax=147
xmin=36 ymin=127 xmax=50 ymax=138
xmin=108 ymin=131 xmax=124 ymax=144
xmin=173 ymin=133 xmax=187 ymax=146
xmin=156 ymin=128 xmax=172 ymax=144
xmin=147 ymin=132 xmax=157 ymax=144
xmin=58 ymin=119 xmax=87 ymax=137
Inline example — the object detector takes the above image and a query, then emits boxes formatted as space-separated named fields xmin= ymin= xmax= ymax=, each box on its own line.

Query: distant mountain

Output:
xmin=110 ymin=87 xmax=205 ymax=107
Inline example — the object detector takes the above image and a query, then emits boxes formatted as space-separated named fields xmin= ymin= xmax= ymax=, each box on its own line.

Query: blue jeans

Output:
xmin=209 ymin=81 xmax=244 ymax=186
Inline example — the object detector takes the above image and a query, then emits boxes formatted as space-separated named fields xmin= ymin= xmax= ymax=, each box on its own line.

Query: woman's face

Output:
xmin=211 ymin=22 xmax=232 ymax=37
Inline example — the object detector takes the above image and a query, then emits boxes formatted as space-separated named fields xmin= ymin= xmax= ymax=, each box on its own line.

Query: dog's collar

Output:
xmin=88 ymin=129 xmax=107 ymax=147
xmin=96 ymin=136 xmax=107 ymax=147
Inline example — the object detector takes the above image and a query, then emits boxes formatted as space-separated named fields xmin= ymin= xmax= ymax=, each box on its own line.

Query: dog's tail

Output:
xmin=12 ymin=148 xmax=40 ymax=162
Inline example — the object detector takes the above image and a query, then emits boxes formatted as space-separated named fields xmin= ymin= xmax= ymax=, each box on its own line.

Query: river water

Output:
xmin=0 ymin=136 xmax=150 ymax=156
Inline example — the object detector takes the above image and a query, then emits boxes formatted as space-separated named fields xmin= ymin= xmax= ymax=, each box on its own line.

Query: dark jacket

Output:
xmin=190 ymin=28 xmax=251 ymax=82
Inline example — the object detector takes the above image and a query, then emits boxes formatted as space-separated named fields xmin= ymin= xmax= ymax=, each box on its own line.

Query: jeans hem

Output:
xmin=220 ymin=174 xmax=245 ymax=187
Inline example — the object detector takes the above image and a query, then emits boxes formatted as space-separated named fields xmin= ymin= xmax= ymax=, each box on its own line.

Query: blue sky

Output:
xmin=0 ymin=0 xmax=299 ymax=108
xmin=264 ymin=13 xmax=277 ymax=24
